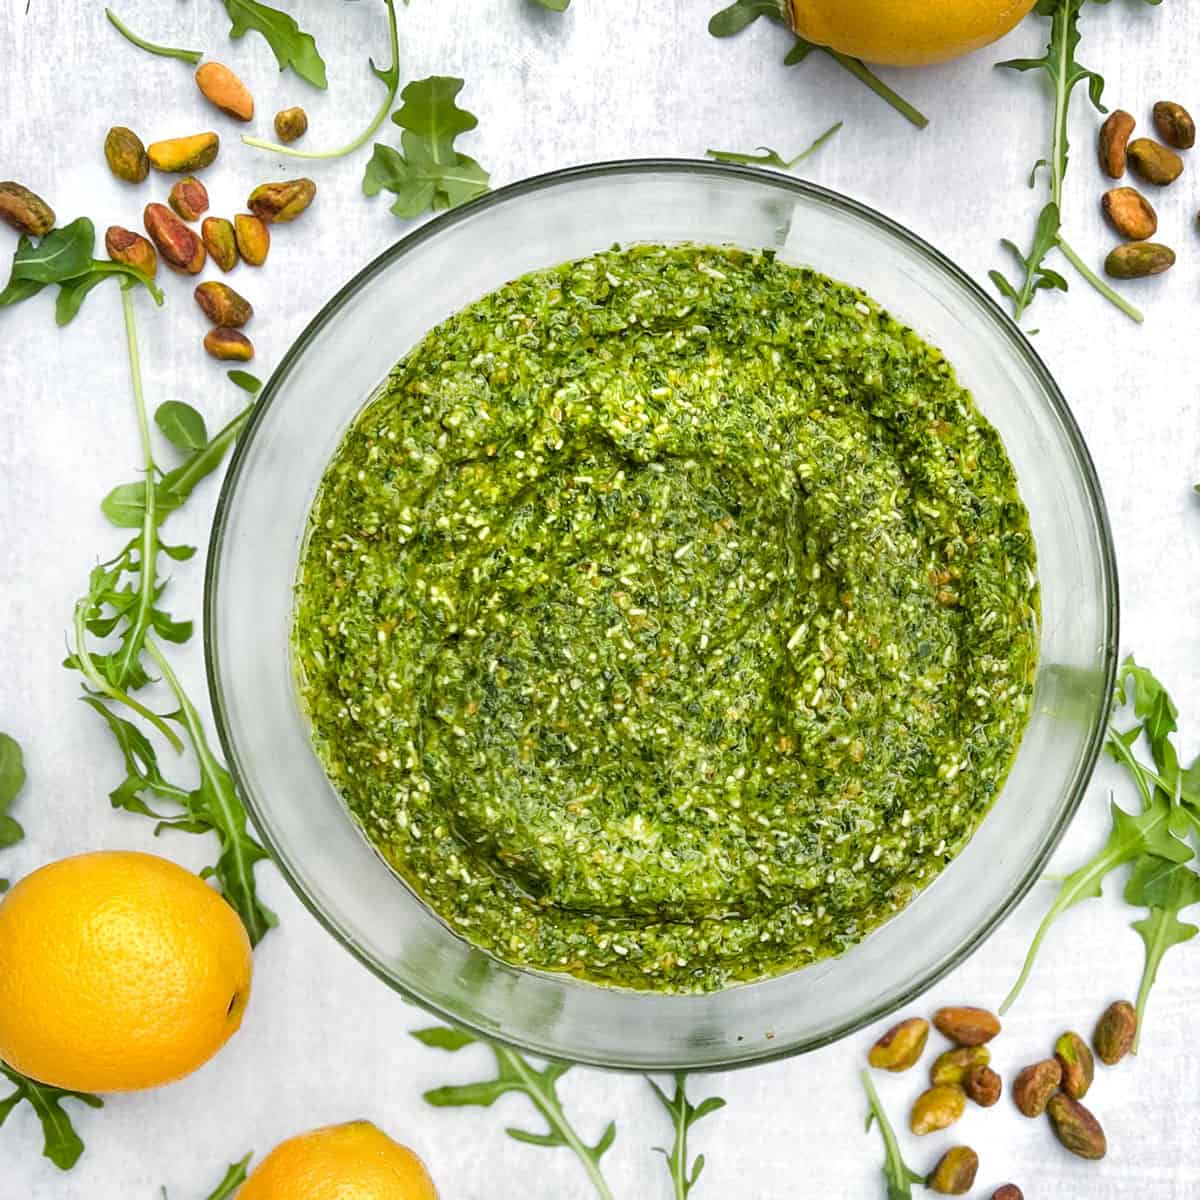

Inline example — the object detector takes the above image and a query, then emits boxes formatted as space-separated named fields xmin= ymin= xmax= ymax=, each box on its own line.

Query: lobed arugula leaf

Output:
xmin=707 ymin=121 xmax=842 ymax=170
xmin=412 ymin=1027 xmax=617 ymax=1200
xmin=363 ymin=77 xmax=490 ymax=218
xmin=861 ymin=1071 xmax=923 ymax=1200
xmin=105 ymin=7 xmax=202 ymax=64
xmin=648 ymin=1073 xmax=725 ymax=1199
xmin=0 ymin=733 xmax=26 ymax=891
xmin=223 ymin=0 xmax=327 ymax=89
xmin=0 ymin=1064 xmax=102 ymax=1171
xmin=989 ymin=202 xmax=1068 ymax=316
xmin=201 ymin=1155 xmax=255 ymax=1200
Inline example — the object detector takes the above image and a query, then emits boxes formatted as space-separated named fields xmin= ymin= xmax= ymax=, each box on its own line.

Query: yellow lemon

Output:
xmin=238 ymin=1121 xmax=439 ymax=1200
xmin=787 ymin=0 xmax=1038 ymax=66
xmin=0 ymin=850 xmax=252 ymax=1092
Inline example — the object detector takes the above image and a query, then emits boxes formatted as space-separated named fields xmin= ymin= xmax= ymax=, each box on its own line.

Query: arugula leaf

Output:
xmin=0 ymin=733 xmax=26 ymax=891
xmin=648 ymin=1074 xmax=725 ymax=1199
xmin=245 ymin=0 xmax=401 ymax=160
xmin=105 ymin=7 xmax=202 ymax=64
xmin=413 ymin=1027 xmax=617 ymax=1200
xmin=155 ymin=401 xmax=208 ymax=452
xmin=707 ymin=121 xmax=842 ymax=170
xmin=1001 ymin=794 xmax=1192 ymax=1013
xmin=0 ymin=1063 xmax=102 ymax=1171
xmin=364 ymin=77 xmax=490 ymax=218
xmin=531 ymin=0 xmax=571 ymax=8
xmin=227 ymin=369 xmax=263 ymax=395
xmin=223 ymin=0 xmax=327 ymax=89
xmin=988 ymin=202 xmax=1068 ymax=317
xmin=861 ymin=1070 xmax=923 ymax=1200
xmin=708 ymin=3 xmax=928 ymax=128
xmin=202 ymin=1155 xmax=255 ymax=1200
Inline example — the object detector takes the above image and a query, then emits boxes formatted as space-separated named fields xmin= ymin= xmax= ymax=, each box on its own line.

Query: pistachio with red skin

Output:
xmin=1012 ymin=1059 xmax=1061 ymax=1118
xmin=105 ymin=226 xmax=158 ymax=279
xmin=932 ymin=1007 xmax=1000 ymax=1047
xmin=1094 ymin=1000 xmax=1137 ymax=1065
xmin=992 ymin=1187 xmax=1023 ymax=1200
xmin=194 ymin=62 xmax=254 ymax=121
xmin=168 ymin=177 xmax=210 ymax=222
xmin=926 ymin=1146 xmax=978 ymax=1195
xmin=148 ymin=132 xmax=220 ymax=174
xmin=963 ymin=1064 xmax=1001 ymax=1108
xmin=201 ymin=217 xmax=238 ymax=273
xmin=144 ymin=203 xmax=206 ymax=274
xmin=1099 ymin=110 xmax=1136 ymax=178
xmin=234 ymin=213 xmax=270 ymax=266
xmin=868 ymin=1017 xmax=929 ymax=1072
xmin=910 ymin=1086 xmax=965 ymax=1136
xmin=195 ymin=281 xmax=253 ymax=328
xmin=274 ymin=106 xmax=308 ymax=143
xmin=104 ymin=126 xmax=149 ymax=184
xmin=1047 ymin=1094 xmax=1107 ymax=1160
xmin=930 ymin=1046 xmax=990 ymax=1087
xmin=1153 ymin=101 xmax=1196 ymax=150
xmin=1127 ymin=138 xmax=1184 ymax=186
xmin=247 ymin=178 xmax=316 ymax=223
xmin=204 ymin=327 xmax=254 ymax=361
xmin=0 ymin=182 xmax=55 ymax=236
xmin=1055 ymin=1031 xmax=1095 ymax=1099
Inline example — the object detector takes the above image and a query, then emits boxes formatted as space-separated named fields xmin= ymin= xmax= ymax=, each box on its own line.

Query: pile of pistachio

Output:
xmin=1099 ymin=99 xmax=1194 ymax=280
xmin=868 ymin=997 xmax=1138 ymax=1195
xmin=99 ymin=61 xmax=314 ymax=361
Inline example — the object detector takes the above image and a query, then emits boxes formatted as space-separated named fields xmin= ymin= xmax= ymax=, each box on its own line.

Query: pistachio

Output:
xmin=929 ymin=1046 xmax=991 ymax=1087
xmin=1047 ymin=1093 xmax=1107 ymax=1160
xmin=1012 ymin=1058 xmax=1061 ymax=1118
xmin=1105 ymin=242 xmax=1175 ymax=279
xmin=104 ymin=226 xmax=158 ymax=279
xmin=1099 ymin=109 xmax=1136 ymax=178
xmin=992 ymin=1187 xmax=1023 ymax=1200
xmin=204 ymin=327 xmax=254 ymax=362
xmin=143 ymin=203 xmax=206 ymax=274
xmin=202 ymin=217 xmax=239 ymax=273
xmin=1055 ymin=1031 xmax=1095 ymax=1100
xmin=963 ymin=1064 xmax=1001 ymax=1108
xmin=195 ymin=281 xmax=253 ymax=328
xmin=1153 ymin=100 xmax=1196 ymax=150
xmin=0 ymin=181 xmax=56 ymax=237
xmin=926 ymin=1146 xmax=978 ymax=1196
xmin=932 ymin=1007 xmax=1001 ymax=1047
xmin=274 ymin=106 xmax=308 ymax=144
xmin=104 ymin=126 xmax=150 ymax=184
xmin=194 ymin=62 xmax=254 ymax=122
xmin=1094 ymin=1000 xmax=1137 ymax=1064
xmin=1101 ymin=187 xmax=1157 ymax=241
xmin=148 ymin=132 xmax=220 ymax=174
xmin=909 ymin=1085 xmax=965 ymax=1136
xmin=234 ymin=213 xmax=270 ymax=266
xmin=1127 ymin=138 xmax=1184 ymax=186
xmin=247 ymin=178 xmax=317 ymax=224
xmin=868 ymin=1018 xmax=930 ymax=1072
xmin=168 ymin=177 xmax=210 ymax=223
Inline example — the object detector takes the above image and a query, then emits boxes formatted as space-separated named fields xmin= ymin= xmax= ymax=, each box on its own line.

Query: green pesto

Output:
xmin=293 ymin=245 xmax=1039 ymax=992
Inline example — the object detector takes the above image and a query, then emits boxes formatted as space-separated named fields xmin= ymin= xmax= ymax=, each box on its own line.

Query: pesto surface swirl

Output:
xmin=293 ymin=244 xmax=1039 ymax=991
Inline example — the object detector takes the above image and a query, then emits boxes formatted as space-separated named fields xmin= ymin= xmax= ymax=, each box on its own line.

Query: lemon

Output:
xmin=238 ymin=1121 xmax=439 ymax=1200
xmin=787 ymin=0 xmax=1038 ymax=66
xmin=0 ymin=850 xmax=252 ymax=1092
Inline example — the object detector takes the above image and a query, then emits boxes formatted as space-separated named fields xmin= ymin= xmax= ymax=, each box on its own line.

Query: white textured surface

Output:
xmin=2 ymin=1 xmax=1199 ymax=1197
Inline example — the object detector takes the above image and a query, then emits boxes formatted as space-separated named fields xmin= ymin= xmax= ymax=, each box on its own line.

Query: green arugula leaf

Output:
xmin=861 ymin=1071 xmax=923 ymax=1200
xmin=531 ymin=0 xmax=571 ymax=8
xmin=223 ymin=0 xmax=327 ymax=89
xmin=706 ymin=121 xmax=842 ymax=170
xmin=227 ymin=369 xmax=263 ymax=395
xmin=155 ymin=401 xmax=209 ymax=452
xmin=244 ymin=0 xmax=402 ymax=160
xmin=0 ymin=733 xmax=26 ymax=891
xmin=1001 ymin=794 xmax=1192 ymax=1013
xmin=989 ymin=202 xmax=1068 ymax=315
xmin=105 ymin=7 xmax=202 ymax=64
xmin=648 ymin=1074 xmax=725 ymax=1199
xmin=364 ymin=77 xmax=490 ymax=218
xmin=202 ymin=1154 xmax=255 ymax=1200
xmin=413 ymin=1027 xmax=617 ymax=1200
xmin=708 ymin=0 xmax=786 ymax=36
xmin=0 ymin=1063 xmax=102 ymax=1171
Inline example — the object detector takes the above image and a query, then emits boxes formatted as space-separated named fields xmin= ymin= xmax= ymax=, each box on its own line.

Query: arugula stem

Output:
xmin=112 ymin=284 xmax=159 ymax=687
xmin=665 ymin=1074 xmax=690 ymax=1200
xmin=243 ymin=0 xmax=399 ymax=159
xmin=105 ymin=7 xmax=203 ymax=64
xmin=1056 ymin=235 xmax=1144 ymax=324
xmin=822 ymin=51 xmax=928 ymax=129
xmin=493 ymin=1048 xmax=615 ymax=1200
xmin=1106 ymin=726 xmax=1156 ymax=810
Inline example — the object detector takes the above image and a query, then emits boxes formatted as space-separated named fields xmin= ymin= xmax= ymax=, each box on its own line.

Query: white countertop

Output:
xmin=3 ymin=1 xmax=1199 ymax=1196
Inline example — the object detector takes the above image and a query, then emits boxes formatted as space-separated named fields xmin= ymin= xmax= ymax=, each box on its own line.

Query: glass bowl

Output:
xmin=205 ymin=161 xmax=1118 ymax=1072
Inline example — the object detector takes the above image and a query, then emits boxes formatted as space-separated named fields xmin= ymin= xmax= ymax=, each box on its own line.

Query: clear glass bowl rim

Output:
xmin=204 ymin=158 xmax=1120 ymax=1071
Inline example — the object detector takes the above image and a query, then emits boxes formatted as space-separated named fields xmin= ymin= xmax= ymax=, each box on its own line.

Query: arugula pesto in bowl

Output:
xmin=292 ymin=243 xmax=1039 ymax=993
